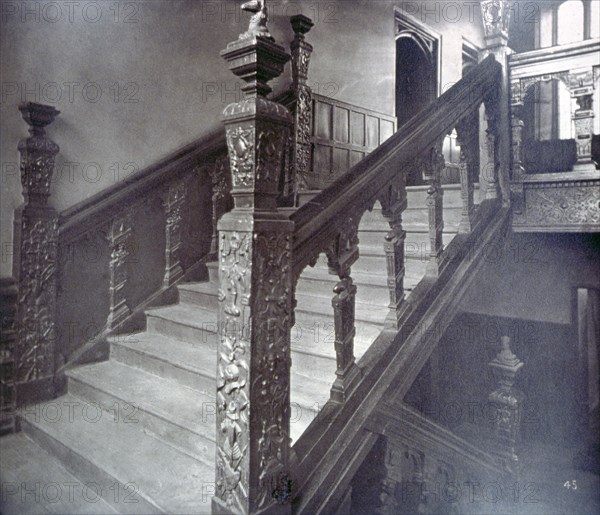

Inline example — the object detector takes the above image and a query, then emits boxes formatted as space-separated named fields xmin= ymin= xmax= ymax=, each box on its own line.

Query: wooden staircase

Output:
xmin=1 ymin=187 xmax=466 ymax=514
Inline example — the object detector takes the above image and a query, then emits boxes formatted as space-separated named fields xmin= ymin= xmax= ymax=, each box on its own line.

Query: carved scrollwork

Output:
xmin=16 ymin=216 xmax=58 ymax=382
xmin=480 ymin=0 xmax=511 ymax=38
xmin=163 ymin=180 xmax=186 ymax=286
xmin=106 ymin=211 xmax=133 ymax=328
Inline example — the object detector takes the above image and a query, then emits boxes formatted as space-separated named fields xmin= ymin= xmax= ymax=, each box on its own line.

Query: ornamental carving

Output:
xmin=226 ymin=126 xmax=255 ymax=188
xmin=218 ymin=232 xmax=251 ymax=318
xmin=256 ymin=128 xmax=287 ymax=184
xmin=480 ymin=0 xmax=511 ymax=38
xmin=326 ymin=216 xmax=360 ymax=278
xmin=106 ymin=211 xmax=133 ymax=328
xmin=522 ymin=184 xmax=600 ymax=226
xmin=163 ymin=180 xmax=186 ymax=286
xmin=16 ymin=216 xmax=58 ymax=382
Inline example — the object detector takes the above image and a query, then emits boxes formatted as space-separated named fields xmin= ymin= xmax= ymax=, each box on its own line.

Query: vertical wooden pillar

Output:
xmin=488 ymin=336 xmax=524 ymax=475
xmin=214 ymin=5 xmax=294 ymax=513
xmin=326 ymin=219 xmax=361 ymax=404
xmin=106 ymin=211 xmax=132 ymax=329
xmin=289 ymin=15 xmax=314 ymax=202
xmin=163 ymin=179 xmax=186 ymax=286
xmin=420 ymin=144 xmax=445 ymax=277
xmin=380 ymin=178 xmax=407 ymax=330
xmin=13 ymin=102 xmax=60 ymax=404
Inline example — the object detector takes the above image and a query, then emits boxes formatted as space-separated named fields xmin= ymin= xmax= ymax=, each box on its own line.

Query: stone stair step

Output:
xmin=109 ymin=332 xmax=216 ymax=394
xmin=66 ymin=361 xmax=216 ymax=465
xmin=177 ymin=281 xmax=218 ymax=311
xmin=0 ymin=432 xmax=117 ymax=515
xmin=20 ymin=394 xmax=214 ymax=514
xmin=146 ymin=304 xmax=218 ymax=346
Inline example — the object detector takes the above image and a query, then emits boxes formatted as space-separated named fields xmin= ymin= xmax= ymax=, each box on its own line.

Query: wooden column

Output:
xmin=289 ymin=14 xmax=314 ymax=202
xmin=13 ymin=102 xmax=60 ymax=405
xmin=163 ymin=179 xmax=186 ymax=286
xmin=380 ymin=178 xmax=407 ymax=330
xmin=326 ymin=218 xmax=361 ymax=404
xmin=214 ymin=4 xmax=294 ymax=513
xmin=488 ymin=336 xmax=524 ymax=475
xmin=106 ymin=211 xmax=133 ymax=329
xmin=419 ymin=144 xmax=445 ymax=277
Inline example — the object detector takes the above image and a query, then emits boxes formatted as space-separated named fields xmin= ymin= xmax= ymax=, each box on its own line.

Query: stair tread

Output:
xmin=0 ymin=433 xmax=117 ymax=514
xmin=177 ymin=281 xmax=217 ymax=295
xmin=22 ymin=394 xmax=213 ymax=514
xmin=146 ymin=303 xmax=217 ymax=331
xmin=295 ymin=293 xmax=388 ymax=324
xmin=109 ymin=331 xmax=216 ymax=378
xmin=67 ymin=361 xmax=216 ymax=440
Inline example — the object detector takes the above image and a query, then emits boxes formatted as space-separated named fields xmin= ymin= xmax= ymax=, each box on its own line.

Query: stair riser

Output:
xmin=296 ymin=277 xmax=389 ymax=305
xmin=67 ymin=376 xmax=216 ymax=466
xmin=178 ymin=289 xmax=219 ymax=311
xmin=291 ymin=351 xmax=337 ymax=388
xmin=110 ymin=343 xmax=215 ymax=397
xmin=147 ymin=315 xmax=218 ymax=347
xmin=20 ymin=417 xmax=160 ymax=514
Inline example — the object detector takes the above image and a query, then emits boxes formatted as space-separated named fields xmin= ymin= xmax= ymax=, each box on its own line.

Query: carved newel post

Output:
xmin=289 ymin=14 xmax=314 ymax=201
xmin=13 ymin=102 xmax=60 ymax=403
xmin=214 ymin=3 xmax=294 ymax=513
xmin=480 ymin=0 xmax=512 ymax=205
xmin=488 ymin=336 xmax=524 ymax=475
xmin=569 ymin=71 xmax=595 ymax=170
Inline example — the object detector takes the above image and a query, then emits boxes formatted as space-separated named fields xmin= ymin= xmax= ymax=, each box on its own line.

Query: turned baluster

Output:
xmin=326 ymin=220 xmax=361 ymax=403
xmin=380 ymin=178 xmax=408 ymax=329
xmin=13 ymin=102 xmax=60 ymax=401
xmin=510 ymin=87 xmax=526 ymax=214
xmin=456 ymin=113 xmax=479 ymax=233
xmin=568 ymin=70 xmax=595 ymax=171
xmin=419 ymin=144 xmax=445 ymax=277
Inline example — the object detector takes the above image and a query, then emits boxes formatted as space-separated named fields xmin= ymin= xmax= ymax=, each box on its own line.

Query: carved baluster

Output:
xmin=209 ymin=154 xmax=230 ymax=260
xmin=215 ymin=7 xmax=294 ymax=513
xmin=326 ymin=218 xmax=361 ymax=403
xmin=13 ymin=102 xmax=60 ymax=402
xmin=0 ymin=278 xmax=18 ymax=434
xmin=163 ymin=180 xmax=186 ymax=286
xmin=289 ymin=14 xmax=314 ymax=202
xmin=380 ymin=178 xmax=408 ymax=329
xmin=456 ymin=114 xmax=479 ymax=233
xmin=488 ymin=336 xmax=524 ymax=476
xmin=483 ymin=96 xmax=500 ymax=201
xmin=510 ymin=79 xmax=526 ymax=214
xmin=106 ymin=211 xmax=133 ymax=329
xmin=420 ymin=144 xmax=445 ymax=277
xmin=568 ymin=70 xmax=595 ymax=170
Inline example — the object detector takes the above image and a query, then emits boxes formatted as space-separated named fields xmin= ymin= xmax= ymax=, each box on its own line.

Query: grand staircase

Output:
xmin=0 ymin=187 xmax=465 ymax=514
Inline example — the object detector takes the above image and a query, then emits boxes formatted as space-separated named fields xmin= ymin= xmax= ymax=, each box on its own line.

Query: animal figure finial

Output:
xmin=240 ymin=0 xmax=273 ymax=40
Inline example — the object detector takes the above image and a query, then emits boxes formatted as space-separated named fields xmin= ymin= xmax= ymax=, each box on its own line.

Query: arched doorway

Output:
xmin=394 ymin=11 xmax=439 ymax=185
xmin=395 ymin=36 xmax=436 ymax=128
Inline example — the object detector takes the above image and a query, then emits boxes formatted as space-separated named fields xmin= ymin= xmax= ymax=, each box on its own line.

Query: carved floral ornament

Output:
xmin=480 ymin=0 xmax=512 ymax=39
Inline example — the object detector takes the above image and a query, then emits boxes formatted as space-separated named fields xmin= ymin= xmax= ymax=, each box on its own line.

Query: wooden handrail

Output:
xmin=291 ymin=55 xmax=501 ymax=269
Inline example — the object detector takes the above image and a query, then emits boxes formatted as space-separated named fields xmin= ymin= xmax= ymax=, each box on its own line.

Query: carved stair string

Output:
xmin=13 ymin=102 xmax=60 ymax=403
